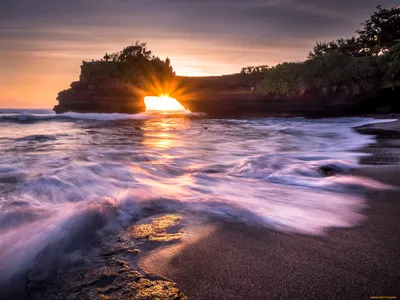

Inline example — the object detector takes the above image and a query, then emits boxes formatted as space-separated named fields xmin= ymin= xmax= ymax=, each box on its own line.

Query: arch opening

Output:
xmin=144 ymin=95 xmax=190 ymax=113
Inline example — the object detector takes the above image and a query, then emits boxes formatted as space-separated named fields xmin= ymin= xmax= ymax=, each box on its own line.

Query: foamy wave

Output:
xmin=0 ymin=198 xmax=120 ymax=285
xmin=228 ymin=155 xmax=374 ymax=191
xmin=0 ymin=115 xmax=395 ymax=288
xmin=0 ymin=113 xmax=58 ymax=121
xmin=60 ymin=112 xmax=150 ymax=121
xmin=0 ymin=111 xmax=201 ymax=122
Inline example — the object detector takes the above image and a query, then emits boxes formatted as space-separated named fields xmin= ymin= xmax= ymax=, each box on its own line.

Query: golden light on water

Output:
xmin=141 ymin=118 xmax=190 ymax=150
xmin=144 ymin=95 xmax=188 ymax=112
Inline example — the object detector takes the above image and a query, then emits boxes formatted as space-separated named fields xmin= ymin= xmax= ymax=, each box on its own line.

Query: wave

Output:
xmin=0 ymin=169 xmax=390 ymax=288
xmin=0 ymin=109 xmax=395 ymax=125
xmin=0 ymin=112 xmax=148 ymax=122
xmin=0 ymin=111 xmax=203 ymax=123
xmin=0 ymin=115 xmax=396 ymax=289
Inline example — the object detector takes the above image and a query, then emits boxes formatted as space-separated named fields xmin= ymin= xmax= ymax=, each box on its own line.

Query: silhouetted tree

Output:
xmin=241 ymin=65 xmax=269 ymax=74
xmin=357 ymin=5 xmax=400 ymax=55
xmin=382 ymin=43 xmax=400 ymax=84
xmin=98 ymin=41 xmax=175 ymax=87
xmin=103 ymin=53 xmax=111 ymax=62
xmin=308 ymin=6 xmax=399 ymax=58
xmin=307 ymin=38 xmax=363 ymax=59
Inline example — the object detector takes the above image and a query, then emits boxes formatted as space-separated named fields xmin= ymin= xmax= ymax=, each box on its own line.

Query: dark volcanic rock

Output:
xmin=25 ymin=214 xmax=188 ymax=300
xmin=54 ymin=61 xmax=400 ymax=117
xmin=175 ymin=75 xmax=400 ymax=117
xmin=54 ymin=81 xmax=145 ymax=114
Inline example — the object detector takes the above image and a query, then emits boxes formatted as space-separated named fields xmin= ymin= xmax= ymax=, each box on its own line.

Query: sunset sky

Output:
xmin=0 ymin=0 xmax=398 ymax=108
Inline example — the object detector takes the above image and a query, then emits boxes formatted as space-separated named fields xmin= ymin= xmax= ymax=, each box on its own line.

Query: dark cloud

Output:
xmin=1 ymin=0 xmax=398 ymax=59
xmin=1 ymin=0 xmax=398 ymax=41
xmin=0 ymin=0 xmax=399 ymax=107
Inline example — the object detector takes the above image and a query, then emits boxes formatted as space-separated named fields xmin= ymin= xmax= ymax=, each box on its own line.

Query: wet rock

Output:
xmin=27 ymin=214 xmax=188 ymax=300
xmin=126 ymin=214 xmax=184 ymax=242
xmin=29 ymin=255 xmax=187 ymax=300
xmin=318 ymin=164 xmax=344 ymax=176
xmin=127 ymin=249 xmax=141 ymax=254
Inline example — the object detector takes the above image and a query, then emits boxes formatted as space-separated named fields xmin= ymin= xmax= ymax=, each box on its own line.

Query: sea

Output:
xmin=0 ymin=108 xmax=392 ymax=289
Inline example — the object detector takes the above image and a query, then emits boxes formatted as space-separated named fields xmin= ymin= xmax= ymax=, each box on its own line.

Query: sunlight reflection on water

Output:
xmin=0 ymin=113 xmax=392 ymax=285
xmin=144 ymin=95 xmax=190 ymax=113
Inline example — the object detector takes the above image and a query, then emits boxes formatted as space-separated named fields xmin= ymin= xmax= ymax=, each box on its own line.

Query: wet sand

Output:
xmin=139 ymin=120 xmax=400 ymax=300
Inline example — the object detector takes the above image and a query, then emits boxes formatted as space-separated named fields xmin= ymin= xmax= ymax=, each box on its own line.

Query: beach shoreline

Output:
xmin=137 ymin=119 xmax=400 ymax=300
xmin=2 ymin=115 xmax=400 ymax=300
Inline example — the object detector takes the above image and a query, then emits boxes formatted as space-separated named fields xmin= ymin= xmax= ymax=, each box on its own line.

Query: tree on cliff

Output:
xmin=244 ymin=5 xmax=400 ymax=96
xmin=382 ymin=43 xmax=400 ymax=84
xmin=307 ymin=38 xmax=363 ymax=59
xmin=261 ymin=51 xmax=383 ymax=96
xmin=98 ymin=41 xmax=175 ymax=92
xmin=307 ymin=5 xmax=400 ymax=58
xmin=357 ymin=5 xmax=400 ymax=55
xmin=241 ymin=65 xmax=269 ymax=74
xmin=104 ymin=41 xmax=153 ymax=65
xmin=117 ymin=42 xmax=153 ymax=63
xmin=164 ymin=57 xmax=175 ymax=76
xmin=103 ymin=53 xmax=111 ymax=62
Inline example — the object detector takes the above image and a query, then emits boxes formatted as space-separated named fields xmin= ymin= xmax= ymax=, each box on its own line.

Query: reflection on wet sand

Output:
xmin=1 ymin=116 xmax=389 ymax=299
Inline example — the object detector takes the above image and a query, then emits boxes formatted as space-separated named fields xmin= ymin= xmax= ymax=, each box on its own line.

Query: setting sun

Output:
xmin=144 ymin=95 xmax=189 ymax=112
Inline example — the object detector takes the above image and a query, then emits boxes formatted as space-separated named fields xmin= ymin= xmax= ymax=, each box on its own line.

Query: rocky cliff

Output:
xmin=174 ymin=75 xmax=400 ymax=117
xmin=54 ymin=61 xmax=146 ymax=114
xmin=54 ymin=61 xmax=400 ymax=117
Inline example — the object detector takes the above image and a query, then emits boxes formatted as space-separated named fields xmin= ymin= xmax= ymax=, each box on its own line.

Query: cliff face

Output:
xmin=54 ymin=61 xmax=146 ymax=114
xmin=174 ymin=75 xmax=400 ymax=117
xmin=54 ymin=81 xmax=145 ymax=114
xmin=54 ymin=62 xmax=400 ymax=117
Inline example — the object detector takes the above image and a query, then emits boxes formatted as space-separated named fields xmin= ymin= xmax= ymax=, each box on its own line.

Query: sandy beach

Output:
xmin=138 ymin=120 xmax=400 ymax=300
xmin=2 ymin=116 xmax=400 ymax=300
xmin=2 ymin=1 xmax=400 ymax=298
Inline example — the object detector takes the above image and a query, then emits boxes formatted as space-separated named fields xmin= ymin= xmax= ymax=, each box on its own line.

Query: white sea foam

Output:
xmin=0 ymin=110 xmax=200 ymax=122
xmin=60 ymin=112 xmax=151 ymax=120
xmin=0 ymin=113 xmax=395 ymax=286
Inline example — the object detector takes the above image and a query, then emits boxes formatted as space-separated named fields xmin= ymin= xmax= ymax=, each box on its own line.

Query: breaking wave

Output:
xmin=0 ymin=110 xmax=395 ymax=287
xmin=0 ymin=112 xmax=150 ymax=122
xmin=0 ymin=110 xmax=201 ymax=123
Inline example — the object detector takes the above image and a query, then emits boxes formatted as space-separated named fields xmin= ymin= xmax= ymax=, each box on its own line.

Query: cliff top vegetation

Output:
xmin=240 ymin=5 xmax=400 ymax=96
xmin=84 ymin=41 xmax=175 ymax=94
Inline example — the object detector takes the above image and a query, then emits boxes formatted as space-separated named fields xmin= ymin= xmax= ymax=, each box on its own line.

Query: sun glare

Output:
xmin=144 ymin=95 xmax=189 ymax=112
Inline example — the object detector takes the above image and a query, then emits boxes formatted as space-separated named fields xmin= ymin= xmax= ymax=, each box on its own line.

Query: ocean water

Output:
xmin=0 ymin=109 xmax=391 ymax=285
